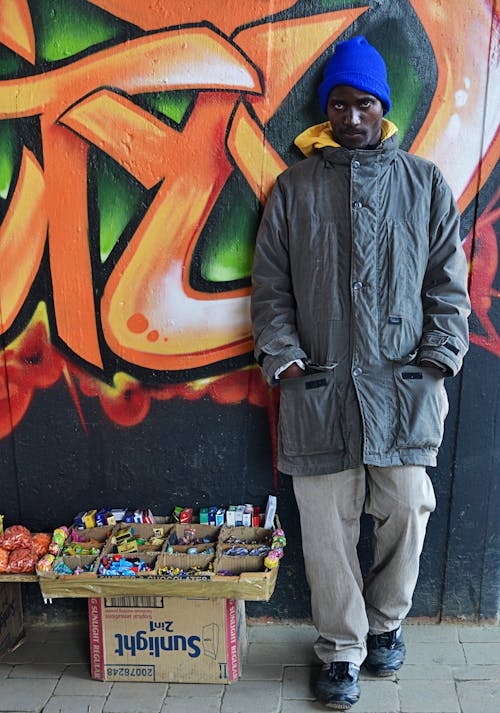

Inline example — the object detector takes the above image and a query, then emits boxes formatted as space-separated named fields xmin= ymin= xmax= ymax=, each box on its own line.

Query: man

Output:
xmin=251 ymin=36 xmax=470 ymax=710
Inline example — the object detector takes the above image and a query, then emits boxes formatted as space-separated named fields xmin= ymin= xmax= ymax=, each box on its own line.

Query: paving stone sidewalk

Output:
xmin=1 ymin=621 xmax=499 ymax=713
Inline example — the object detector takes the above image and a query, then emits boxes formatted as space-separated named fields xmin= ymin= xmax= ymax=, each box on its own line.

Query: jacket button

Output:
xmin=352 ymin=160 xmax=360 ymax=168
xmin=353 ymin=281 xmax=363 ymax=290
xmin=353 ymin=367 xmax=363 ymax=377
xmin=353 ymin=201 xmax=362 ymax=209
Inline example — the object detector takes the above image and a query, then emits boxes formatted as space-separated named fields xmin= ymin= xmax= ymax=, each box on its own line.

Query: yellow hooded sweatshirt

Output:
xmin=294 ymin=118 xmax=398 ymax=158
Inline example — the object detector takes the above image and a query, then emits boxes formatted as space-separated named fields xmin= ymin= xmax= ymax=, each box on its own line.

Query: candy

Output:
xmin=48 ymin=527 xmax=69 ymax=556
xmin=98 ymin=555 xmax=153 ymax=577
xmin=180 ymin=508 xmax=193 ymax=523
xmin=249 ymin=546 xmax=270 ymax=556
xmin=157 ymin=564 xmax=212 ymax=578
xmin=264 ymin=548 xmax=283 ymax=569
xmin=53 ymin=561 xmax=73 ymax=575
xmin=36 ymin=553 xmax=55 ymax=572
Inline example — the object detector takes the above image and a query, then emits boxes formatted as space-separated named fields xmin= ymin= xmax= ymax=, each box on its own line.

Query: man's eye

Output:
xmin=360 ymin=101 xmax=372 ymax=108
xmin=331 ymin=103 xmax=344 ymax=110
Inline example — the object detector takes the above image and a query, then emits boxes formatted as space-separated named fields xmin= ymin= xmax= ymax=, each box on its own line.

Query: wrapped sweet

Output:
xmin=48 ymin=527 xmax=69 ymax=556
xmin=264 ymin=528 xmax=287 ymax=569
xmin=36 ymin=553 xmax=55 ymax=572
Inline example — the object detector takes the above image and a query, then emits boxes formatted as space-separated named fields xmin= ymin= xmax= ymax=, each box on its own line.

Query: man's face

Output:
xmin=327 ymin=85 xmax=384 ymax=149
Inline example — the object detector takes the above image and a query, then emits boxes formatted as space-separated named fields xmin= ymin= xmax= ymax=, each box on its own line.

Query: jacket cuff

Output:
xmin=417 ymin=331 xmax=463 ymax=376
xmin=258 ymin=347 xmax=307 ymax=385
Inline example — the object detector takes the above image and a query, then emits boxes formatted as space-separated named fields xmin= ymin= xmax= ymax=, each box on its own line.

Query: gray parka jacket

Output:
xmin=251 ymin=128 xmax=470 ymax=476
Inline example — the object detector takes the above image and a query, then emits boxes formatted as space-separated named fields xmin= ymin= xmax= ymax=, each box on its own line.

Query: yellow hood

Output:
xmin=294 ymin=119 xmax=398 ymax=157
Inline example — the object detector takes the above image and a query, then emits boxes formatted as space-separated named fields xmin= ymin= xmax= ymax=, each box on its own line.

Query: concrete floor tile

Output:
xmin=282 ymin=700 xmax=327 ymax=712
xmin=458 ymin=626 xmax=500 ymax=643
xmin=104 ymin=681 xmax=168 ymax=713
xmin=396 ymin=664 xmax=454 ymax=680
xmin=39 ymin=639 xmax=90 ymax=664
xmin=248 ymin=624 xmax=317 ymax=644
xmin=246 ymin=641 xmax=317 ymax=667
xmin=361 ymin=667 xmax=397 ymax=682
xmin=404 ymin=625 xmax=458 ymax=643
xmin=405 ymin=642 xmax=466 ymax=666
xmin=463 ymin=642 xmax=500 ymax=665
xmin=161 ymin=697 xmax=221 ymax=713
xmin=166 ymin=682 xmax=224 ymax=697
xmin=0 ymin=639 xmax=38 ymax=664
xmin=282 ymin=665 xmax=315 ymax=699
xmin=240 ymin=663 xmax=283 ymax=680
xmin=42 ymin=695 xmax=107 ymax=713
xmin=43 ymin=623 xmax=89 ymax=642
xmin=23 ymin=624 xmax=49 ymax=643
xmin=353 ymin=680 xmax=399 ymax=713
xmin=0 ymin=678 xmax=57 ymax=712
xmin=9 ymin=662 xmax=67 ymax=678
xmin=456 ymin=680 xmax=500 ymax=713
xmin=452 ymin=664 xmax=500 ymax=681
xmin=399 ymin=679 xmax=460 ymax=713
xmin=54 ymin=664 xmax=113 ymax=696
xmin=3 ymin=637 xmax=88 ymax=666
xmin=221 ymin=679 xmax=281 ymax=713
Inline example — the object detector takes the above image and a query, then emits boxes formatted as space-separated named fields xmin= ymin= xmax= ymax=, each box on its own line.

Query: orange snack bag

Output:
xmin=0 ymin=547 xmax=9 ymax=572
xmin=32 ymin=533 xmax=51 ymax=557
xmin=7 ymin=547 xmax=38 ymax=573
xmin=2 ymin=525 xmax=32 ymax=551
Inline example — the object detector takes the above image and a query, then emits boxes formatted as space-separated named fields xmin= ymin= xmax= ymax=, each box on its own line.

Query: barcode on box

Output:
xmin=104 ymin=596 xmax=164 ymax=608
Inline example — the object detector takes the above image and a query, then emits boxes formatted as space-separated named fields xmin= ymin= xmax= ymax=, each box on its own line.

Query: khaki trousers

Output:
xmin=292 ymin=465 xmax=436 ymax=666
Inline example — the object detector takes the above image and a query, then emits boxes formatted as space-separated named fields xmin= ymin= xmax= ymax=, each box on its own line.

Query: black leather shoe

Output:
xmin=365 ymin=628 xmax=406 ymax=676
xmin=315 ymin=661 xmax=361 ymax=710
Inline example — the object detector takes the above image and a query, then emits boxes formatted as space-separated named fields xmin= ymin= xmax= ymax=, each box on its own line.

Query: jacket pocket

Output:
xmin=394 ymin=365 xmax=449 ymax=448
xmin=278 ymin=370 xmax=344 ymax=456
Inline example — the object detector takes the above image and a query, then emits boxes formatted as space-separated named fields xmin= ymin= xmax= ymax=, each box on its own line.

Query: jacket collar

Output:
xmin=294 ymin=118 xmax=398 ymax=159
xmin=320 ymin=132 xmax=399 ymax=168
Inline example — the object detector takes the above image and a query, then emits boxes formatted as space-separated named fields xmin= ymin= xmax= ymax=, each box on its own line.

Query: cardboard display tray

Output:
xmin=38 ymin=564 xmax=278 ymax=601
xmin=36 ymin=516 xmax=281 ymax=600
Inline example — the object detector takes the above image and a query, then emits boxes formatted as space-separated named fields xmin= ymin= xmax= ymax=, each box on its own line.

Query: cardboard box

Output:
xmin=0 ymin=583 xmax=24 ymax=655
xmin=89 ymin=596 xmax=246 ymax=683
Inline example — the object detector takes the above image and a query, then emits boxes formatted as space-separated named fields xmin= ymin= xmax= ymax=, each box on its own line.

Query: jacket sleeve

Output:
xmin=251 ymin=177 xmax=307 ymax=384
xmin=417 ymin=168 xmax=471 ymax=376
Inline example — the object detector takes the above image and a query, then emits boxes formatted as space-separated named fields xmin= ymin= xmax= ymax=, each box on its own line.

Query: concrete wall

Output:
xmin=0 ymin=0 xmax=498 ymax=622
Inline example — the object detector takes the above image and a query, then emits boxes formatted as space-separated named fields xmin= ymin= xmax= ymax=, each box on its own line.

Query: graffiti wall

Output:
xmin=0 ymin=0 xmax=498 ymax=620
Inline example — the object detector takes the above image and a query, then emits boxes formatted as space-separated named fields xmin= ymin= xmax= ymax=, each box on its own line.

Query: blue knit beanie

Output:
xmin=318 ymin=36 xmax=391 ymax=115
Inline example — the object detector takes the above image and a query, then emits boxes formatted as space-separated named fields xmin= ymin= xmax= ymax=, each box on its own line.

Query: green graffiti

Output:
xmin=0 ymin=47 xmax=24 ymax=78
xmin=0 ymin=121 xmax=16 ymax=199
xmin=30 ymin=0 xmax=124 ymax=62
xmin=384 ymin=50 xmax=422 ymax=142
xmin=96 ymin=155 xmax=145 ymax=262
xmin=199 ymin=175 xmax=259 ymax=283
xmin=141 ymin=91 xmax=195 ymax=126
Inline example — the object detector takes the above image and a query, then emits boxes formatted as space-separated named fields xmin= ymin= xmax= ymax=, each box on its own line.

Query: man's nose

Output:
xmin=345 ymin=107 xmax=361 ymax=125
